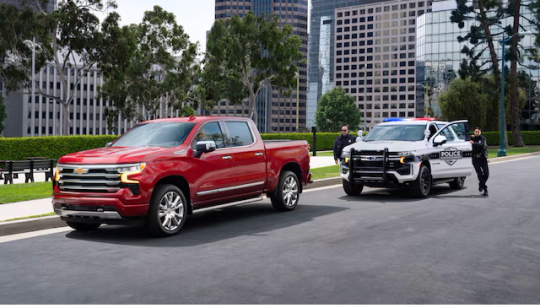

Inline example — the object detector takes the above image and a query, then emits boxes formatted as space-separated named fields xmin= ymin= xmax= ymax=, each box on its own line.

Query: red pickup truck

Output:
xmin=52 ymin=116 xmax=311 ymax=236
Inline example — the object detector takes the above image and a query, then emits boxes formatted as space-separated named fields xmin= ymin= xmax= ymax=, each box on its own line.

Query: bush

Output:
xmin=2 ymin=130 xmax=537 ymax=161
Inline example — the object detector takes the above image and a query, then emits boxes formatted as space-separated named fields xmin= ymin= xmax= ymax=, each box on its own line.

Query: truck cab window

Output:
xmin=192 ymin=122 xmax=226 ymax=149
xmin=225 ymin=121 xmax=254 ymax=147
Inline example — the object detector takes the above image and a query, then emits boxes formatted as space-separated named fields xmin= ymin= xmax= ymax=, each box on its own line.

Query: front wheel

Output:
xmin=270 ymin=171 xmax=300 ymax=211
xmin=411 ymin=164 xmax=431 ymax=198
xmin=342 ymin=179 xmax=363 ymax=196
xmin=449 ymin=177 xmax=466 ymax=190
xmin=66 ymin=222 xmax=101 ymax=232
xmin=146 ymin=184 xmax=188 ymax=237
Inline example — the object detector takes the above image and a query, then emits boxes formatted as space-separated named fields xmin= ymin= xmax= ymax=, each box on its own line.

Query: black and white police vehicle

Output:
xmin=340 ymin=118 xmax=473 ymax=198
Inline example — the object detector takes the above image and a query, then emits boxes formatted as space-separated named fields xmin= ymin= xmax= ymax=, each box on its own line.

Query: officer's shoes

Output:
xmin=482 ymin=188 xmax=488 ymax=196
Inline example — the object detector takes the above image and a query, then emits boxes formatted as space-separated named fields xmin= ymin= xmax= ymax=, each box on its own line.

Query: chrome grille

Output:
xmin=58 ymin=165 xmax=121 ymax=193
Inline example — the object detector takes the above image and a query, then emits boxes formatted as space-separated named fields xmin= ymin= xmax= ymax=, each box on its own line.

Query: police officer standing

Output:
xmin=470 ymin=127 xmax=489 ymax=196
xmin=334 ymin=125 xmax=356 ymax=164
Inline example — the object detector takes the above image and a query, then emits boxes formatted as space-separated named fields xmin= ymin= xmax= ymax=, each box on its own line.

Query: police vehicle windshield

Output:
xmin=363 ymin=124 xmax=425 ymax=142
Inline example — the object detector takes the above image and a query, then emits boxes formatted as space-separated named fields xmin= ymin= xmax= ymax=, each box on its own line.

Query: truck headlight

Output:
xmin=118 ymin=163 xmax=146 ymax=183
xmin=341 ymin=151 xmax=350 ymax=164
xmin=397 ymin=151 xmax=415 ymax=156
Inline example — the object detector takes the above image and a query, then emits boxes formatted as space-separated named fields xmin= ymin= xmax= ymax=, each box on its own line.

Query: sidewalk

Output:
xmin=0 ymin=156 xmax=337 ymax=222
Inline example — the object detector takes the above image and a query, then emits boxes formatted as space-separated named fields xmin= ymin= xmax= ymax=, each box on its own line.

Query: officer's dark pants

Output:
xmin=472 ymin=156 xmax=489 ymax=190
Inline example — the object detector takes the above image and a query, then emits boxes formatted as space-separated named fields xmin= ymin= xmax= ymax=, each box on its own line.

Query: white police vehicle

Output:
xmin=340 ymin=118 xmax=473 ymax=198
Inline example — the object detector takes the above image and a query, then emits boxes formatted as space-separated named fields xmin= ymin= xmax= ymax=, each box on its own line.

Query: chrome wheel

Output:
xmin=158 ymin=191 xmax=184 ymax=232
xmin=282 ymin=176 xmax=299 ymax=207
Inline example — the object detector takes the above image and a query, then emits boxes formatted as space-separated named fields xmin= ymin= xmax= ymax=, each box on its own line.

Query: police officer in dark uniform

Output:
xmin=470 ymin=127 xmax=489 ymax=196
xmin=333 ymin=125 xmax=356 ymax=164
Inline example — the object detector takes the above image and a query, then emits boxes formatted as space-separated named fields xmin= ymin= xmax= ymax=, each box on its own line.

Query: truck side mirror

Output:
xmin=105 ymin=142 xmax=112 ymax=147
xmin=194 ymin=141 xmax=217 ymax=158
xmin=433 ymin=135 xmax=447 ymax=147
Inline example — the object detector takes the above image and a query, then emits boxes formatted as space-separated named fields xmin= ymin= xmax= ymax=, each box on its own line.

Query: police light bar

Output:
xmin=382 ymin=118 xmax=405 ymax=122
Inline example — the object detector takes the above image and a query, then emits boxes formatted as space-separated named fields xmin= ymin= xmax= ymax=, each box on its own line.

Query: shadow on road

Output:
xmin=64 ymin=203 xmax=347 ymax=247
xmin=338 ymin=186 xmax=476 ymax=202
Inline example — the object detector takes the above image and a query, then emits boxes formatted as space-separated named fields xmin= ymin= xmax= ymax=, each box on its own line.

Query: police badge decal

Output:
xmin=439 ymin=147 xmax=462 ymax=166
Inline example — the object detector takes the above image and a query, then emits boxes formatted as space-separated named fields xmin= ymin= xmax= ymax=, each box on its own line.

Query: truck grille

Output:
xmin=58 ymin=165 xmax=121 ymax=193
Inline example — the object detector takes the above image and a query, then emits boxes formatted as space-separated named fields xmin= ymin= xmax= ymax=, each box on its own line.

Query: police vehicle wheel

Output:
xmin=342 ymin=179 xmax=363 ymax=196
xmin=449 ymin=177 xmax=466 ymax=190
xmin=411 ymin=165 xmax=431 ymax=198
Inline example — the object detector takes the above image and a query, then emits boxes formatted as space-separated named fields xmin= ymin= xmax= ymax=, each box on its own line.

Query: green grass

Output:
xmin=1 ymin=212 xmax=56 ymax=222
xmin=311 ymin=165 xmax=340 ymax=180
xmin=0 ymin=182 xmax=52 ymax=204
xmin=487 ymin=146 xmax=540 ymax=159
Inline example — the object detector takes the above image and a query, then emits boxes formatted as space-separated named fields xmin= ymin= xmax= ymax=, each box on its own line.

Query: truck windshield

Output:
xmin=363 ymin=124 xmax=426 ymax=142
xmin=112 ymin=122 xmax=196 ymax=147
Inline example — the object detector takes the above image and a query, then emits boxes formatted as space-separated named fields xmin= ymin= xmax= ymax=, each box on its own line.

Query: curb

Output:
xmin=0 ymin=216 xmax=66 ymax=237
xmin=1 ymin=152 xmax=539 ymax=237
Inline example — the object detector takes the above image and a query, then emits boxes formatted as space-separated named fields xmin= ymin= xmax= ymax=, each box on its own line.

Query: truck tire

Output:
xmin=342 ymin=179 xmax=363 ymax=196
xmin=411 ymin=164 xmax=431 ymax=198
xmin=270 ymin=170 xmax=300 ymax=211
xmin=449 ymin=177 xmax=466 ymax=190
xmin=66 ymin=222 xmax=101 ymax=231
xmin=146 ymin=184 xmax=188 ymax=237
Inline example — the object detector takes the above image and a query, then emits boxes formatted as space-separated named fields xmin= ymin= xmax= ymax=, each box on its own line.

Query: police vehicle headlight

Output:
xmin=341 ymin=151 xmax=350 ymax=163
xmin=398 ymin=151 xmax=416 ymax=164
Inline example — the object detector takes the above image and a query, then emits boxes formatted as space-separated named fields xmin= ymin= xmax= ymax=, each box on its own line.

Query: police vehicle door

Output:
xmin=429 ymin=120 xmax=472 ymax=179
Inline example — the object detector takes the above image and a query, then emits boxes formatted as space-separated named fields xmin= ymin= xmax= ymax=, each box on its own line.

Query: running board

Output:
xmin=432 ymin=178 xmax=455 ymax=186
xmin=193 ymin=195 xmax=265 ymax=214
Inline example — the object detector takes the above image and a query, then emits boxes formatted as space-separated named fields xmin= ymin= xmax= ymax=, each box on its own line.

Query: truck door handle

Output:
xmin=222 ymin=156 xmax=232 ymax=160
xmin=255 ymin=152 xmax=263 ymax=156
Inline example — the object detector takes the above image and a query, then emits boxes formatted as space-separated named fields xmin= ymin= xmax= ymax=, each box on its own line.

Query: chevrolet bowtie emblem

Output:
xmin=74 ymin=168 xmax=88 ymax=175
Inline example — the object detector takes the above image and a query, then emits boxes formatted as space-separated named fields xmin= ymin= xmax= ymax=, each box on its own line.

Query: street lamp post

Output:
xmin=295 ymin=71 xmax=299 ymax=132
xmin=497 ymin=31 xmax=533 ymax=157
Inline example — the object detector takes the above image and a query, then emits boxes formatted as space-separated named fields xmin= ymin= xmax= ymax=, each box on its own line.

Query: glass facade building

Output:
xmin=416 ymin=0 xmax=540 ymax=128
xmin=308 ymin=0 xmax=393 ymax=128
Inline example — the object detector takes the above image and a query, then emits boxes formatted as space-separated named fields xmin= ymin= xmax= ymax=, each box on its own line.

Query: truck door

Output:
xmin=223 ymin=120 xmax=267 ymax=195
xmin=190 ymin=121 xmax=237 ymax=204
xmin=429 ymin=120 xmax=473 ymax=179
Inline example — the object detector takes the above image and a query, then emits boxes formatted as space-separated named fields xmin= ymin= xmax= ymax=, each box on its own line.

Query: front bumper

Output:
xmin=340 ymin=149 xmax=421 ymax=186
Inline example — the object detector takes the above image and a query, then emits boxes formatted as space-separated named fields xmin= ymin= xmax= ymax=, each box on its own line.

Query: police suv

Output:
xmin=340 ymin=118 xmax=474 ymax=198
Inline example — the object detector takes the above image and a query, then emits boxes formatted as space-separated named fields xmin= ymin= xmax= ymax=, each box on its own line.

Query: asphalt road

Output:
xmin=1 ymin=157 xmax=540 ymax=304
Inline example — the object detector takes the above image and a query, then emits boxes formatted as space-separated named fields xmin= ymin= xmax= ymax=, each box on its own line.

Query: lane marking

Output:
xmin=0 ymin=227 xmax=72 ymax=244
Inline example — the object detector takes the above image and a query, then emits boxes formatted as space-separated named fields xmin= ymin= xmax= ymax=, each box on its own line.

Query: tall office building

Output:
xmin=334 ymin=0 xmax=432 ymax=130
xmin=307 ymin=0 xmax=393 ymax=128
xmin=214 ymin=0 xmax=308 ymax=133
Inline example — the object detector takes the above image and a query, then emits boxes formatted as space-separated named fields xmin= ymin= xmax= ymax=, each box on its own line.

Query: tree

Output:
xmin=451 ymin=0 xmax=534 ymax=147
xmin=0 ymin=3 xmax=51 ymax=133
xmin=315 ymin=87 xmax=361 ymax=132
xmin=98 ymin=6 xmax=199 ymax=131
xmin=13 ymin=0 xmax=118 ymax=135
xmin=203 ymin=11 xmax=304 ymax=122
xmin=439 ymin=76 xmax=526 ymax=130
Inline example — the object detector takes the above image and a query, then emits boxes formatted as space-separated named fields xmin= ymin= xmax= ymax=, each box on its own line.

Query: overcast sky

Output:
xmin=99 ymin=0 xmax=215 ymax=56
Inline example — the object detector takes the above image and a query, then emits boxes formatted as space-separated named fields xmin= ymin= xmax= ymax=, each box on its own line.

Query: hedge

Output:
xmin=1 ymin=131 xmax=539 ymax=161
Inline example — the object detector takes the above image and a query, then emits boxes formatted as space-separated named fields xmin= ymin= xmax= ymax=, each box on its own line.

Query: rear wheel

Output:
xmin=270 ymin=171 xmax=300 ymax=211
xmin=342 ymin=179 xmax=363 ymax=196
xmin=146 ymin=184 xmax=188 ymax=237
xmin=66 ymin=222 xmax=101 ymax=231
xmin=449 ymin=177 xmax=466 ymax=190
xmin=411 ymin=164 xmax=431 ymax=198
